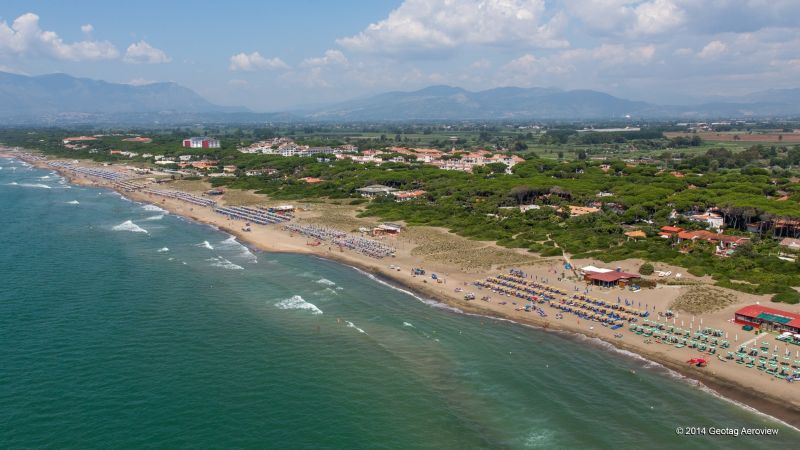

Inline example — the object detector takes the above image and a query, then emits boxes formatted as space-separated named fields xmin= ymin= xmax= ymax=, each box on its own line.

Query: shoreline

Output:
xmin=6 ymin=151 xmax=800 ymax=429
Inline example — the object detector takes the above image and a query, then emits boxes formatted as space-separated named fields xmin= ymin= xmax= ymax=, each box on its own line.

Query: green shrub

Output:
xmin=771 ymin=291 xmax=800 ymax=304
xmin=639 ymin=262 xmax=654 ymax=275
xmin=688 ymin=266 xmax=706 ymax=277
xmin=541 ymin=247 xmax=563 ymax=257
xmin=349 ymin=198 xmax=367 ymax=205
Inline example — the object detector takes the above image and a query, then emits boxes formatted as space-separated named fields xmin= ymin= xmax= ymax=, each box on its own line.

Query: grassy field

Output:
xmin=665 ymin=131 xmax=800 ymax=144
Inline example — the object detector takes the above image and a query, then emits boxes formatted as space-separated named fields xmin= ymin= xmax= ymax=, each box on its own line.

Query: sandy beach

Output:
xmin=8 ymin=150 xmax=800 ymax=428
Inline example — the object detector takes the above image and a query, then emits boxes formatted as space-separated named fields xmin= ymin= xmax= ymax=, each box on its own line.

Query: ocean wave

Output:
xmin=403 ymin=322 xmax=414 ymax=328
xmin=316 ymin=278 xmax=336 ymax=286
xmin=275 ymin=295 xmax=322 ymax=315
xmin=112 ymin=220 xmax=148 ymax=234
xmin=347 ymin=264 xmax=463 ymax=314
xmin=196 ymin=240 xmax=214 ymax=250
xmin=313 ymin=287 xmax=339 ymax=297
xmin=219 ymin=235 xmax=257 ymax=262
xmin=208 ymin=256 xmax=244 ymax=270
xmin=142 ymin=204 xmax=167 ymax=213
xmin=346 ymin=321 xmax=366 ymax=334
xmin=157 ymin=247 xmax=169 ymax=253
xmin=7 ymin=182 xmax=52 ymax=189
xmin=142 ymin=214 xmax=164 ymax=221
xmin=39 ymin=175 xmax=51 ymax=180
xmin=66 ymin=200 xmax=80 ymax=205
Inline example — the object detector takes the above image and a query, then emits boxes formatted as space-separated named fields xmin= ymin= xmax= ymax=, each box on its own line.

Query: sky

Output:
xmin=2 ymin=0 xmax=800 ymax=111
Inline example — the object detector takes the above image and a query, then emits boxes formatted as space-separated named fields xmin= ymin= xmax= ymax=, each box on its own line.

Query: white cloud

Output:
xmin=565 ymin=0 xmax=685 ymax=37
xmin=0 ymin=64 xmax=26 ymax=75
xmin=631 ymin=0 xmax=686 ymax=35
xmin=81 ymin=24 xmax=93 ymax=34
xmin=301 ymin=49 xmax=348 ymax=67
xmin=229 ymin=51 xmax=289 ymax=71
xmin=498 ymin=44 xmax=657 ymax=87
xmin=470 ymin=58 xmax=491 ymax=69
xmin=123 ymin=41 xmax=171 ymax=64
xmin=337 ymin=0 xmax=568 ymax=55
xmin=127 ymin=78 xmax=155 ymax=86
xmin=0 ymin=13 xmax=118 ymax=61
xmin=697 ymin=40 xmax=727 ymax=59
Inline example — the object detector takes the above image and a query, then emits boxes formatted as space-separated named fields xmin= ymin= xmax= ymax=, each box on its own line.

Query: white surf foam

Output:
xmin=112 ymin=220 xmax=148 ymax=234
xmin=142 ymin=214 xmax=164 ymax=221
xmin=316 ymin=278 xmax=336 ymax=287
xmin=142 ymin=204 xmax=167 ymax=213
xmin=219 ymin=235 xmax=257 ymax=262
xmin=7 ymin=182 xmax=52 ymax=189
xmin=403 ymin=322 xmax=414 ymax=328
xmin=208 ymin=256 xmax=244 ymax=270
xmin=66 ymin=200 xmax=80 ymax=205
xmin=346 ymin=263 xmax=463 ymax=314
xmin=275 ymin=295 xmax=323 ymax=315
xmin=196 ymin=241 xmax=214 ymax=250
xmin=157 ymin=247 xmax=170 ymax=253
xmin=39 ymin=175 xmax=51 ymax=180
xmin=346 ymin=321 xmax=366 ymax=334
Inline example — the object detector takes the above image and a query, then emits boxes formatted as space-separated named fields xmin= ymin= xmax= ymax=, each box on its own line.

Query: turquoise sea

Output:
xmin=1 ymin=156 xmax=798 ymax=449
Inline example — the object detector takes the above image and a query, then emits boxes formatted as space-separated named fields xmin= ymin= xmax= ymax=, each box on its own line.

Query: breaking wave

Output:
xmin=142 ymin=214 xmax=164 ymax=221
xmin=219 ymin=235 xmax=257 ymax=262
xmin=275 ymin=295 xmax=322 ymax=315
xmin=316 ymin=278 xmax=336 ymax=286
xmin=66 ymin=200 xmax=80 ymax=205
xmin=346 ymin=321 xmax=366 ymax=334
xmin=196 ymin=241 xmax=214 ymax=250
xmin=208 ymin=256 xmax=244 ymax=270
xmin=112 ymin=220 xmax=148 ymax=234
xmin=142 ymin=204 xmax=167 ymax=213
xmin=157 ymin=247 xmax=170 ymax=253
xmin=7 ymin=182 xmax=52 ymax=189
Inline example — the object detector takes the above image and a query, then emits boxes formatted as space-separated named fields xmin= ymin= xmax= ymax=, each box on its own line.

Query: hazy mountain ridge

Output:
xmin=0 ymin=72 xmax=247 ymax=117
xmin=1 ymin=71 xmax=799 ymax=123
xmin=305 ymin=85 xmax=800 ymax=120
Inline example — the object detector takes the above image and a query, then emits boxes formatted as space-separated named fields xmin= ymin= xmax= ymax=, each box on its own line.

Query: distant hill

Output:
xmin=303 ymin=85 xmax=653 ymax=120
xmin=0 ymin=72 xmax=247 ymax=120
xmin=302 ymin=85 xmax=800 ymax=121
xmin=2 ymin=71 xmax=800 ymax=123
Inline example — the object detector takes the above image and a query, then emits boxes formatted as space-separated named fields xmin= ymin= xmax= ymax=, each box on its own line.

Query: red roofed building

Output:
xmin=584 ymin=271 xmax=641 ymax=288
xmin=659 ymin=225 xmax=683 ymax=238
xmin=392 ymin=190 xmax=427 ymax=201
xmin=734 ymin=305 xmax=800 ymax=334
xmin=676 ymin=230 xmax=749 ymax=253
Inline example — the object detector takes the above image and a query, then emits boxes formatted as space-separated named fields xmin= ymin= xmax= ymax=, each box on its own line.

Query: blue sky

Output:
xmin=2 ymin=1 xmax=800 ymax=111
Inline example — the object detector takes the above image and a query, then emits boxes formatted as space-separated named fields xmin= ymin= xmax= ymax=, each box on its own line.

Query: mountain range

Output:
xmin=1 ymin=71 xmax=799 ymax=123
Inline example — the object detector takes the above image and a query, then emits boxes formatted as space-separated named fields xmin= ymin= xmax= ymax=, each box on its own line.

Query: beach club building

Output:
xmin=734 ymin=305 xmax=800 ymax=334
xmin=581 ymin=266 xmax=640 ymax=288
